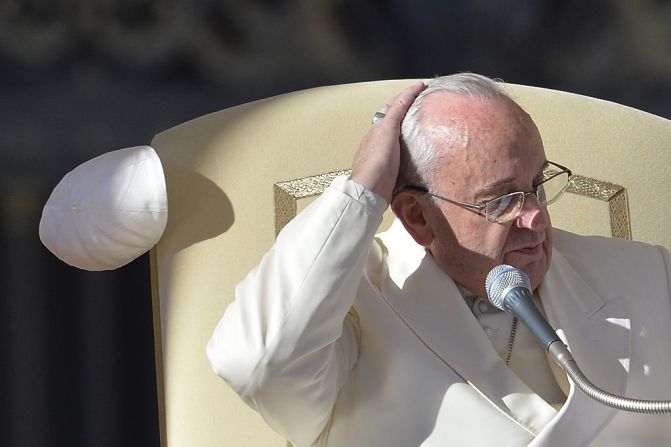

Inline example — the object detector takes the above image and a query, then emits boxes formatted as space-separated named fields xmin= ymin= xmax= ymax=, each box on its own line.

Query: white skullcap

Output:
xmin=39 ymin=145 xmax=168 ymax=271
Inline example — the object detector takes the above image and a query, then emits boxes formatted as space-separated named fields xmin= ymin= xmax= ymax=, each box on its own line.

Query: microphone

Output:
xmin=485 ymin=264 xmax=560 ymax=351
xmin=485 ymin=264 xmax=671 ymax=414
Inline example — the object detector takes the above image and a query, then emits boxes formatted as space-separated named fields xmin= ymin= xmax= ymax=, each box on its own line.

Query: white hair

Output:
xmin=397 ymin=73 xmax=513 ymax=191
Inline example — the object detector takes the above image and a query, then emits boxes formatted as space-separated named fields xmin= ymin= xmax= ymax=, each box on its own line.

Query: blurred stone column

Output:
xmin=1 ymin=177 xmax=50 ymax=447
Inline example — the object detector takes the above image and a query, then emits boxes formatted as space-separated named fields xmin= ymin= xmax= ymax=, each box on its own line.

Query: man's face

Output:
xmin=421 ymin=93 xmax=553 ymax=297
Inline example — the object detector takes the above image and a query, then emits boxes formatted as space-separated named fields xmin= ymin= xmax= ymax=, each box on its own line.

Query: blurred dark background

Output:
xmin=1 ymin=1 xmax=670 ymax=446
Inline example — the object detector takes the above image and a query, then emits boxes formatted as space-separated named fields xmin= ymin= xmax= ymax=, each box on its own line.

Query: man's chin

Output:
xmin=502 ymin=255 xmax=549 ymax=291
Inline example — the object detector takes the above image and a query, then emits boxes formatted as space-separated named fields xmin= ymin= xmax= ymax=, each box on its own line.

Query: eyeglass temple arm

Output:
xmin=399 ymin=185 xmax=486 ymax=212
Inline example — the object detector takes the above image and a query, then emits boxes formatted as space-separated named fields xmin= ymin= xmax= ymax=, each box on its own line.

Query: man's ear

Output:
xmin=391 ymin=191 xmax=434 ymax=247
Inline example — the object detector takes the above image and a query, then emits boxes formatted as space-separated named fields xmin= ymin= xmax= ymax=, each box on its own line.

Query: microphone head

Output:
xmin=485 ymin=264 xmax=531 ymax=310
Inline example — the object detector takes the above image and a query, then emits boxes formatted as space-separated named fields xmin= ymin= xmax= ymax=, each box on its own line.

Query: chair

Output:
xmin=148 ymin=79 xmax=671 ymax=446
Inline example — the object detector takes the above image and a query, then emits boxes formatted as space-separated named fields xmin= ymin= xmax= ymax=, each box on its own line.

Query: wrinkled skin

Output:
xmin=391 ymin=93 xmax=552 ymax=298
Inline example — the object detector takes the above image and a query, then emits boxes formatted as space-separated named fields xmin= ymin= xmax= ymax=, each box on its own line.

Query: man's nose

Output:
xmin=515 ymin=194 xmax=547 ymax=231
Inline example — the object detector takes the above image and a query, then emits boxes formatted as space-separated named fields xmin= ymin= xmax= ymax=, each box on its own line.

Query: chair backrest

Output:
xmin=148 ymin=79 xmax=671 ymax=446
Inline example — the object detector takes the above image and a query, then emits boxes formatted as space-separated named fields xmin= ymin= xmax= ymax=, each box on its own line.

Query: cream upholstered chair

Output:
xmin=148 ymin=79 xmax=671 ymax=446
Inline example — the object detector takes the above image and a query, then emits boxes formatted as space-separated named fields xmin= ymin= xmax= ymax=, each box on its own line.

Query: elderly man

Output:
xmin=207 ymin=74 xmax=671 ymax=446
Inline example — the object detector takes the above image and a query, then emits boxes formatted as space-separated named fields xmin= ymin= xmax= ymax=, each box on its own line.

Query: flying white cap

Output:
xmin=39 ymin=145 xmax=168 ymax=271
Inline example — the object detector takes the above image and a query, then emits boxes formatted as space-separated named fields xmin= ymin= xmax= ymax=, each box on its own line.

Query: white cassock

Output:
xmin=207 ymin=176 xmax=671 ymax=447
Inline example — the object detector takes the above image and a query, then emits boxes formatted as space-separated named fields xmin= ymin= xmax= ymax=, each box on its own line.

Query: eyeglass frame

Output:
xmin=399 ymin=160 xmax=573 ymax=223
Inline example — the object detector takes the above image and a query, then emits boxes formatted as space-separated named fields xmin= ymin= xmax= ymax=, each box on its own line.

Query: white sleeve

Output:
xmin=206 ymin=175 xmax=387 ymax=446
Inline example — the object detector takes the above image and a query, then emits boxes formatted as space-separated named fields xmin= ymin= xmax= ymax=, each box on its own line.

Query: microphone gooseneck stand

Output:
xmin=486 ymin=264 xmax=671 ymax=414
xmin=548 ymin=340 xmax=671 ymax=414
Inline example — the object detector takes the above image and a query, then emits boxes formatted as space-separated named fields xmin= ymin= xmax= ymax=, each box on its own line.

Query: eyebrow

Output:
xmin=473 ymin=179 xmax=516 ymax=201
xmin=473 ymin=160 xmax=549 ymax=200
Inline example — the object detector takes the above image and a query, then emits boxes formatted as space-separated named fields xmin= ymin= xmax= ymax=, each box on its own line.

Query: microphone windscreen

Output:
xmin=485 ymin=264 xmax=531 ymax=310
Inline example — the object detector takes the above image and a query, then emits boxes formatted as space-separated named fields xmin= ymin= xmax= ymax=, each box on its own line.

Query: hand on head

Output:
xmin=351 ymin=82 xmax=427 ymax=204
xmin=354 ymin=74 xmax=555 ymax=297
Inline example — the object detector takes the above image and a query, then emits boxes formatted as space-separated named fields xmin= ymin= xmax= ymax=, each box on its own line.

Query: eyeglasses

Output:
xmin=403 ymin=161 xmax=572 ymax=223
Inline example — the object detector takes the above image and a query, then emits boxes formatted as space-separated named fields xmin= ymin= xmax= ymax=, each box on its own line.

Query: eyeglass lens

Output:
xmin=540 ymin=170 xmax=570 ymax=206
xmin=486 ymin=170 xmax=570 ymax=222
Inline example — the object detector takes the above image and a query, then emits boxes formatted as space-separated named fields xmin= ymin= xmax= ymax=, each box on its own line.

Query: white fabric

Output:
xmin=207 ymin=176 xmax=671 ymax=447
xmin=461 ymin=293 xmax=567 ymax=407
xmin=39 ymin=145 xmax=168 ymax=271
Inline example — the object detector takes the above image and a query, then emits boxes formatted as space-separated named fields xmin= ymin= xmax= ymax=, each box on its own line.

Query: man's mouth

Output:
xmin=513 ymin=243 xmax=542 ymax=254
xmin=505 ymin=241 xmax=544 ymax=264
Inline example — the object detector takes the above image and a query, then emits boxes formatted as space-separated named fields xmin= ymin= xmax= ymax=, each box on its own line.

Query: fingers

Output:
xmin=378 ymin=82 xmax=426 ymax=125
xmin=371 ymin=82 xmax=426 ymax=127
xmin=352 ymin=82 xmax=427 ymax=203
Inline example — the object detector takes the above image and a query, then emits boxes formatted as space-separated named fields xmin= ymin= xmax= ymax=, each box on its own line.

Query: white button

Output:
xmin=484 ymin=326 xmax=494 ymax=336
xmin=478 ymin=300 xmax=490 ymax=313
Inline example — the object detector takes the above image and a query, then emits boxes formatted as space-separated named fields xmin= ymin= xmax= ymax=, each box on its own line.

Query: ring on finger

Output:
xmin=371 ymin=111 xmax=386 ymax=125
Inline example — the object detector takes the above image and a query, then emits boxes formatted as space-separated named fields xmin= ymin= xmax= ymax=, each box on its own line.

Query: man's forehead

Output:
xmin=422 ymin=91 xmax=527 ymax=124
xmin=422 ymin=92 xmax=477 ymax=123
xmin=422 ymin=89 xmax=496 ymax=109
xmin=423 ymin=92 xmax=539 ymax=149
xmin=423 ymin=94 xmax=545 ymax=189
